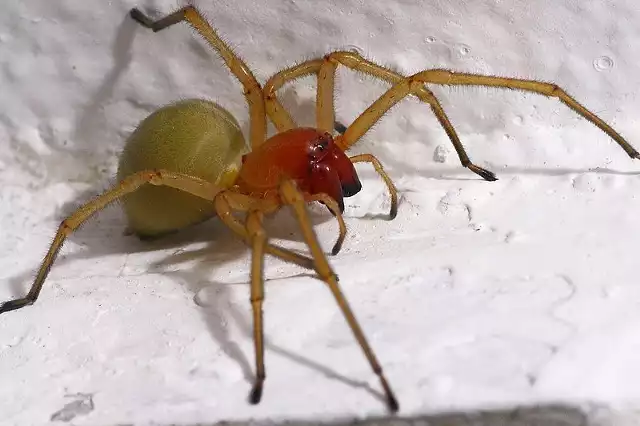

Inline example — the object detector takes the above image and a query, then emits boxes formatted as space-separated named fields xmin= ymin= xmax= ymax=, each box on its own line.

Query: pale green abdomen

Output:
xmin=117 ymin=99 xmax=247 ymax=238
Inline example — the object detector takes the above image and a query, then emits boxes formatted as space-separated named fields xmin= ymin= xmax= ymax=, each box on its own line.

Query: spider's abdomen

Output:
xmin=117 ymin=99 xmax=247 ymax=238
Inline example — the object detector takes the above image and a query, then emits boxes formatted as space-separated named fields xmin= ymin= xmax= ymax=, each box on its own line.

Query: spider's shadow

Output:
xmin=150 ymin=249 xmax=388 ymax=405
xmin=72 ymin=13 xmax=138 ymax=146
xmin=174 ymin=403 xmax=597 ymax=425
xmin=7 ymin=189 xmax=387 ymax=404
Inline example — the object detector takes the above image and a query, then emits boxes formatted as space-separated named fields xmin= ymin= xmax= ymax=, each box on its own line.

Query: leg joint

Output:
xmin=318 ymin=270 xmax=339 ymax=284
xmin=549 ymin=84 xmax=565 ymax=98
xmin=323 ymin=53 xmax=343 ymax=66
xmin=278 ymin=180 xmax=304 ymax=204
xmin=147 ymin=169 xmax=164 ymax=185
xmin=407 ymin=76 xmax=422 ymax=91
xmin=59 ymin=219 xmax=72 ymax=232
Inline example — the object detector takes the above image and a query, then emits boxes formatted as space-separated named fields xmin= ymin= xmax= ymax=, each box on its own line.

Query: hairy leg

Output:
xmin=130 ymin=6 xmax=267 ymax=149
xmin=307 ymin=193 xmax=347 ymax=255
xmin=213 ymin=192 xmax=316 ymax=270
xmin=263 ymin=51 xmax=638 ymax=180
xmin=279 ymin=179 xmax=399 ymax=412
xmin=245 ymin=210 xmax=268 ymax=403
xmin=349 ymin=154 xmax=398 ymax=219
xmin=335 ymin=58 xmax=638 ymax=179
xmin=263 ymin=59 xmax=325 ymax=132
xmin=263 ymin=52 xmax=495 ymax=179
xmin=0 ymin=170 xmax=221 ymax=313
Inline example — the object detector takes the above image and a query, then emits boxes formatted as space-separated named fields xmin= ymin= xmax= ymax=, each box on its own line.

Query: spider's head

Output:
xmin=307 ymin=131 xmax=362 ymax=212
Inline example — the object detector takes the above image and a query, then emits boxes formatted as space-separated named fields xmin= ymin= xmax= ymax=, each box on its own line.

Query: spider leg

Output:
xmin=262 ymin=58 xmax=342 ymax=135
xmin=266 ymin=51 xmax=639 ymax=180
xmin=349 ymin=154 xmax=398 ymax=219
xmin=279 ymin=179 xmax=399 ymax=413
xmin=413 ymin=69 xmax=639 ymax=159
xmin=129 ymin=6 xmax=267 ymax=149
xmin=214 ymin=192 xmax=344 ymax=403
xmin=0 ymin=170 xmax=219 ymax=313
xmin=321 ymin=52 xmax=498 ymax=180
xmin=264 ymin=59 xmax=325 ymax=132
xmin=245 ymin=210 xmax=268 ymax=404
xmin=331 ymin=53 xmax=637 ymax=176
xmin=306 ymin=193 xmax=347 ymax=255
xmin=213 ymin=192 xmax=316 ymax=269
xmin=0 ymin=171 xmax=312 ymax=314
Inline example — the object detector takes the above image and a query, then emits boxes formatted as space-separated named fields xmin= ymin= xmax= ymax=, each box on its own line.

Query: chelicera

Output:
xmin=2 ymin=5 xmax=638 ymax=414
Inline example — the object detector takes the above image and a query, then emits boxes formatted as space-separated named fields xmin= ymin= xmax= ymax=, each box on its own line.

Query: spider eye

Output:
xmin=310 ymin=142 xmax=327 ymax=158
xmin=312 ymin=139 xmax=329 ymax=153
xmin=308 ymin=132 xmax=333 ymax=161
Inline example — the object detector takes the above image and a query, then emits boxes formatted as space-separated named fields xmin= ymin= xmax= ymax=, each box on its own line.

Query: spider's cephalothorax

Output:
xmin=2 ymin=4 xmax=638 ymax=415
xmin=237 ymin=128 xmax=362 ymax=212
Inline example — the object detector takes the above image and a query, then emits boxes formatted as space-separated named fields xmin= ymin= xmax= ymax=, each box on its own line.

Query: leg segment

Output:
xmin=349 ymin=154 xmax=398 ymax=219
xmin=0 ymin=170 xmax=223 ymax=314
xmin=334 ymin=56 xmax=639 ymax=171
xmin=216 ymin=191 xmax=346 ymax=257
xmin=316 ymin=59 xmax=338 ymax=133
xmin=278 ymin=179 xmax=399 ymax=413
xmin=130 ymin=6 xmax=267 ymax=149
xmin=213 ymin=193 xmax=316 ymax=270
xmin=307 ymin=193 xmax=347 ymax=255
xmin=406 ymin=69 xmax=639 ymax=159
xmin=262 ymin=58 xmax=338 ymax=134
xmin=263 ymin=59 xmax=324 ymax=132
xmin=0 ymin=171 xmax=308 ymax=314
xmin=245 ymin=210 xmax=267 ymax=403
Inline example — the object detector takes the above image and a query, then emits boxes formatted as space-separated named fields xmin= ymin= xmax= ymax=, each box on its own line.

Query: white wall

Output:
xmin=2 ymin=1 xmax=640 ymax=425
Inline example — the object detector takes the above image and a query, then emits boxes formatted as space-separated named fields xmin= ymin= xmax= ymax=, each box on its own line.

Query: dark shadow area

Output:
xmin=407 ymin=164 xmax=640 ymax=180
xmin=73 ymin=13 xmax=138 ymax=147
xmin=351 ymin=161 xmax=640 ymax=183
xmin=363 ymin=134 xmax=640 ymax=182
xmin=474 ymin=165 xmax=640 ymax=178
xmin=150 ymin=257 xmax=386 ymax=405
xmin=153 ymin=403 xmax=607 ymax=426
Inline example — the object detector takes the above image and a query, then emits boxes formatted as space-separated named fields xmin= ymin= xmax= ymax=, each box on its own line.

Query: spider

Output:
xmin=1 ymin=5 xmax=638 ymax=414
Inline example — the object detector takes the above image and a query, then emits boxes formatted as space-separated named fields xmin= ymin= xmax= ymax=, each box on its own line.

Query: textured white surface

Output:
xmin=2 ymin=0 xmax=640 ymax=425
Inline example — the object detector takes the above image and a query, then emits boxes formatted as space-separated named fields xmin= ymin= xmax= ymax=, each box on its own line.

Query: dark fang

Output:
xmin=341 ymin=180 xmax=362 ymax=197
